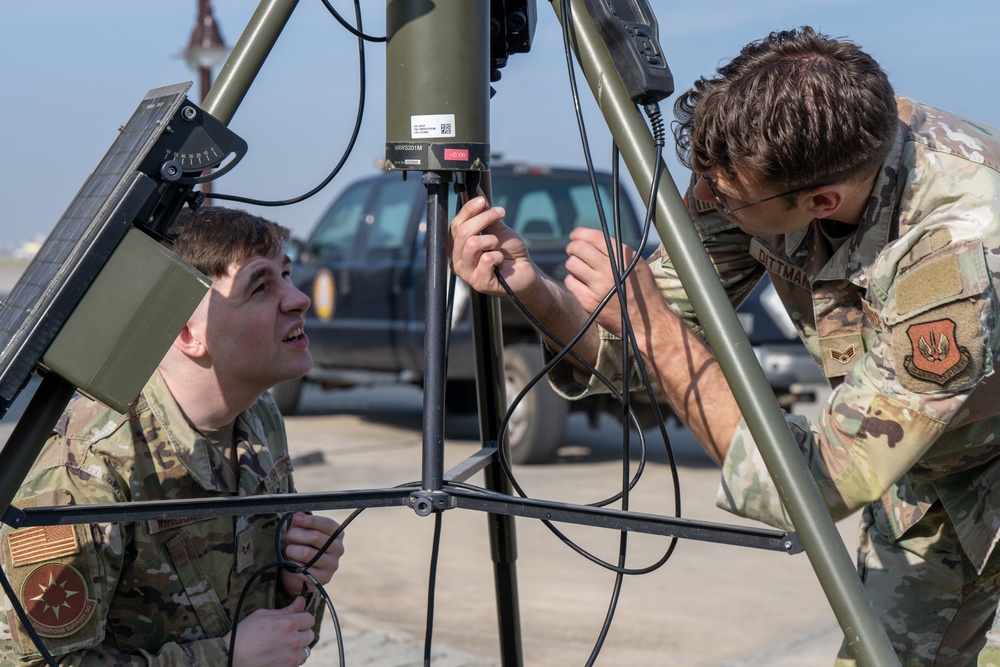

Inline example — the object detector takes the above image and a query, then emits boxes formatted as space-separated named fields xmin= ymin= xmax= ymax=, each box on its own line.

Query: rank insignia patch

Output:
xmin=829 ymin=346 xmax=857 ymax=365
xmin=20 ymin=563 xmax=96 ymax=638
xmin=904 ymin=318 xmax=970 ymax=385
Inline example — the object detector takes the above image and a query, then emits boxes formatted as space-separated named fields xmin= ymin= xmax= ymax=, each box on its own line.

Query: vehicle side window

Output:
xmin=510 ymin=191 xmax=560 ymax=241
xmin=365 ymin=178 xmax=419 ymax=253
xmin=568 ymin=184 xmax=639 ymax=243
xmin=311 ymin=182 xmax=373 ymax=257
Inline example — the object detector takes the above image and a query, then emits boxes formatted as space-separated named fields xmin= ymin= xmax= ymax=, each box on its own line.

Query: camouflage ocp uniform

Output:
xmin=0 ymin=369 xmax=321 ymax=665
xmin=549 ymin=97 xmax=1000 ymax=665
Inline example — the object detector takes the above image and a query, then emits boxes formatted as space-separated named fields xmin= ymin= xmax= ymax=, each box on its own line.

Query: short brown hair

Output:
xmin=673 ymin=27 xmax=898 ymax=190
xmin=167 ymin=206 xmax=290 ymax=279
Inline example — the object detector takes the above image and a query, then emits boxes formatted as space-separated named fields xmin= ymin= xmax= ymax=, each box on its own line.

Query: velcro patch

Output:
xmin=20 ymin=563 xmax=97 ymax=638
xmin=892 ymin=300 xmax=983 ymax=393
xmin=693 ymin=197 xmax=716 ymax=214
xmin=750 ymin=238 xmax=811 ymax=290
xmin=147 ymin=516 xmax=209 ymax=535
xmin=819 ymin=333 xmax=865 ymax=378
xmin=904 ymin=319 xmax=969 ymax=384
xmin=7 ymin=525 xmax=79 ymax=567
xmin=895 ymin=254 xmax=962 ymax=317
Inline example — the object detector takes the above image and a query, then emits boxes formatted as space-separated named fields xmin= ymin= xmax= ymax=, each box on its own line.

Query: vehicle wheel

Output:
xmin=269 ymin=377 xmax=303 ymax=415
xmin=504 ymin=343 xmax=568 ymax=465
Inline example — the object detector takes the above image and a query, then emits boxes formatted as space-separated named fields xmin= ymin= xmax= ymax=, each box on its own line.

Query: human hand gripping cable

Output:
xmin=448 ymin=195 xmax=604 ymax=368
xmin=563 ymin=227 xmax=665 ymax=357
xmin=230 ymin=596 xmax=317 ymax=667
xmin=280 ymin=511 xmax=344 ymax=595
xmin=448 ymin=196 xmax=539 ymax=298
xmin=563 ymin=226 xmax=741 ymax=464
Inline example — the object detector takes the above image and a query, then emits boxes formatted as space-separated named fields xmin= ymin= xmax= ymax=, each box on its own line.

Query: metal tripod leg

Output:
xmin=423 ymin=171 xmax=524 ymax=665
xmin=0 ymin=374 xmax=75 ymax=528
xmin=465 ymin=173 xmax=524 ymax=667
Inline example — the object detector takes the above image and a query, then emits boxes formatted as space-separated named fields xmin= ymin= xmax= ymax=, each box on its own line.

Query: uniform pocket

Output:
xmin=108 ymin=529 xmax=230 ymax=651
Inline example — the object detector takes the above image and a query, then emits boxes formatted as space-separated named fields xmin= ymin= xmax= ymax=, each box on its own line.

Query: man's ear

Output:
xmin=172 ymin=320 xmax=208 ymax=358
xmin=805 ymin=185 xmax=845 ymax=220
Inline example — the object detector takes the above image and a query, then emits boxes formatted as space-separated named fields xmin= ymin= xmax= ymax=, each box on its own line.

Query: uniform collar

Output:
xmin=143 ymin=369 xmax=273 ymax=495
xmin=811 ymin=119 xmax=908 ymax=288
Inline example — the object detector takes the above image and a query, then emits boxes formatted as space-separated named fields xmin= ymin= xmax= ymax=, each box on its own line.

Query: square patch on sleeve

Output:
xmin=892 ymin=300 xmax=983 ymax=393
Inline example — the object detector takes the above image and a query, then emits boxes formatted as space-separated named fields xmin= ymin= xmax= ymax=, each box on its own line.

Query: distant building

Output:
xmin=13 ymin=238 xmax=43 ymax=260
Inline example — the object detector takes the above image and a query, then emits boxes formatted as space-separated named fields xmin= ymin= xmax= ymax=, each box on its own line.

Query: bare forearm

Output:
xmin=642 ymin=310 xmax=742 ymax=464
xmin=519 ymin=271 xmax=602 ymax=369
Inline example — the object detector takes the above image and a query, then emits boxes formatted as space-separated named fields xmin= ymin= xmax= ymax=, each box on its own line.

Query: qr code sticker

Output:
xmin=441 ymin=123 xmax=453 ymax=135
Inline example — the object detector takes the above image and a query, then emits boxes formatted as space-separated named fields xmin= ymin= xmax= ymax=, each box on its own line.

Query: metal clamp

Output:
xmin=409 ymin=491 xmax=455 ymax=517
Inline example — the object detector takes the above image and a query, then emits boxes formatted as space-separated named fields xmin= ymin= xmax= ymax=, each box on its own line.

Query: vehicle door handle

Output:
xmin=391 ymin=266 xmax=404 ymax=296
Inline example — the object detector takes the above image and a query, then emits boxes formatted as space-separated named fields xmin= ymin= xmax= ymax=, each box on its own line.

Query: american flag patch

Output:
xmin=7 ymin=525 xmax=79 ymax=567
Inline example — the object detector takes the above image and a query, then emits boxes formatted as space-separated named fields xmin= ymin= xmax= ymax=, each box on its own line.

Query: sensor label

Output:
xmin=411 ymin=114 xmax=456 ymax=139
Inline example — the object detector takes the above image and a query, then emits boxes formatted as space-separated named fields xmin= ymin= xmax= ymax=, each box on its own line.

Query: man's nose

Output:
xmin=283 ymin=282 xmax=311 ymax=313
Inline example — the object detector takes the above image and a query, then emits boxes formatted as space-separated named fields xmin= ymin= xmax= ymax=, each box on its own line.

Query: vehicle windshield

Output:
xmin=491 ymin=173 xmax=643 ymax=248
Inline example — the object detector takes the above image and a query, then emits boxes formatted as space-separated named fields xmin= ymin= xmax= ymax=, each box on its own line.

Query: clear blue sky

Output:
xmin=1 ymin=1 xmax=998 ymax=249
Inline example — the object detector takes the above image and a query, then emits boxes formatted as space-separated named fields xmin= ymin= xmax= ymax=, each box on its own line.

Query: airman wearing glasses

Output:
xmin=450 ymin=26 xmax=1000 ymax=667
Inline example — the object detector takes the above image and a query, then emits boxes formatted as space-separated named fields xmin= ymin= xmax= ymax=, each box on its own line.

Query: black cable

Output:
xmin=422 ymin=512 xmax=444 ymax=667
xmin=296 ymin=480 xmax=422 ymax=574
xmin=209 ymin=0 xmax=367 ymax=207
xmin=320 ymin=0 xmax=386 ymax=41
xmin=225 ymin=504 xmax=377 ymax=667
xmin=226 ymin=559 xmax=334 ymax=667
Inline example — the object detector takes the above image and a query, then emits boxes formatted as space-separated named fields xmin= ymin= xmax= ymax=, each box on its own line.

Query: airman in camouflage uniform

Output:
xmin=449 ymin=26 xmax=1000 ymax=667
xmin=0 ymin=208 xmax=342 ymax=665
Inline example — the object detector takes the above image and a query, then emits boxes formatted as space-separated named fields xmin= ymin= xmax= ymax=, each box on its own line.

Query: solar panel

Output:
xmin=0 ymin=84 xmax=192 ymax=407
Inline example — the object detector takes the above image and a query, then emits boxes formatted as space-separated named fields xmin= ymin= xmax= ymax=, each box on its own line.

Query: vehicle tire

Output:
xmin=504 ymin=343 xmax=568 ymax=465
xmin=269 ymin=377 xmax=303 ymax=415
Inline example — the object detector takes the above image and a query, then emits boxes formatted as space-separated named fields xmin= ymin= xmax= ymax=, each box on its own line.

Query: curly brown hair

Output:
xmin=167 ymin=206 xmax=290 ymax=279
xmin=673 ymin=26 xmax=897 ymax=191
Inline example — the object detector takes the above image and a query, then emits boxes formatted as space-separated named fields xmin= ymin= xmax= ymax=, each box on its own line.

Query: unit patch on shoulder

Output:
xmin=892 ymin=299 xmax=984 ymax=394
xmin=20 ymin=563 xmax=97 ymax=638
xmin=903 ymin=318 xmax=970 ymax=385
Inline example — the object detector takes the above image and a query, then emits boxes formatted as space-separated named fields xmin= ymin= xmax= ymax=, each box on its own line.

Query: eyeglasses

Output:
xmin=702 ymin=175 xmax=816 ymax=216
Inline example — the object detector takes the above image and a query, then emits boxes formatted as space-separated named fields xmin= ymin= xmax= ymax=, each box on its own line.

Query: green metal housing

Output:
xmin=42 ymin=229 xmax=210 ymax=412
xmin=384 ymin=0 xmax=491 ymax=171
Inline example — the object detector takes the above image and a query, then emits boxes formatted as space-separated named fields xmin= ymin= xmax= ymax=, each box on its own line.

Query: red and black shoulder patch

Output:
xmin=20 ymin=563 xmax=97 ymax=638
xmin=902 ymin=318 xmax=970 ymax=385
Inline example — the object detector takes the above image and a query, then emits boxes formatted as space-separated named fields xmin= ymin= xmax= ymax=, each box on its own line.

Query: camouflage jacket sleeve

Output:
xmin=546 ymin=177 xmax=766 ymax=399
xmin=718 ymin=147 xmax=1000 ymax=550
xmin=0 ymin=467 xmax=230 ymax=666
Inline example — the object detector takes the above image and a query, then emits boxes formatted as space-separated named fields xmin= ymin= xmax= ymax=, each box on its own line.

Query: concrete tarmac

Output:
xmin=283 ymin=384 xmax=859 ymax=667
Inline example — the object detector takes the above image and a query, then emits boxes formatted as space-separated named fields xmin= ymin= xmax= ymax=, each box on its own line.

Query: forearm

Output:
xmin=517 ymin=270 xmax=602 ymax=369
xmin=641 ymin=309 xmax=742 ymax=464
